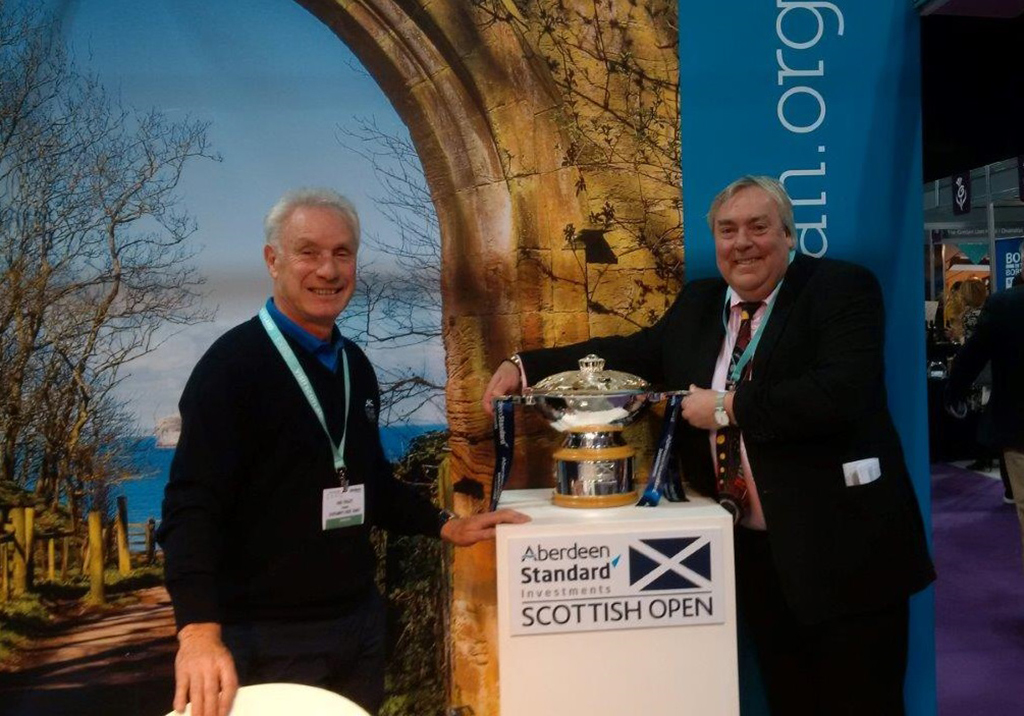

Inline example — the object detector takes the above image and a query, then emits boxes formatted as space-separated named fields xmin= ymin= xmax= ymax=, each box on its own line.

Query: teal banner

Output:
xmin=678 ymin=2 xmax=935 ymax=714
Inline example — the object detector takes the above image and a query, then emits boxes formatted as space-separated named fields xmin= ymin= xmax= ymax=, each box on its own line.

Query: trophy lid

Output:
xmin=530 ymin=354 xmax=649 ymax=395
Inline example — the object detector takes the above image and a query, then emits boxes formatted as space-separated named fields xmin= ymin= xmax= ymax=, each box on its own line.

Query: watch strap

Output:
xmin=505 ymin=353 xmax=528 ymax=389
xmin=438 ymin=509 xmax=456 ymax=533
xmin=714 ymin=391 xmax=729 ymax=426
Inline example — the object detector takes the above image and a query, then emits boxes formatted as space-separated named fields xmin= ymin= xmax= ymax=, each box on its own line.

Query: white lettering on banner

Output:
xmin=1006 ymin=250 xmax=1022 ymax=289
xmin=777 ymin=87 xmax=826 ymax=134
xmin=775 ymin=0 xmax=846 ymax=258
xmin=507 ymin=530 xmax=726 ymax=636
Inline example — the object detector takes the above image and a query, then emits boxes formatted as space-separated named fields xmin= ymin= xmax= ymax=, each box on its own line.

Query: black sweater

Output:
xmin=158 ymin=317 xmax=441 ymax=629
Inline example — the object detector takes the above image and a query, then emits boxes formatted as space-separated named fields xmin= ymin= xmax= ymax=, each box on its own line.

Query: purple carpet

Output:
xmin=932 ymin=463 xmax=1024 ymax=715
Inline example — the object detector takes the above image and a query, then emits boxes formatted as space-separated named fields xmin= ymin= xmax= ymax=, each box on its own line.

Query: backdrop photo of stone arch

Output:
xmin=296 ymin=1 xmax=682 ymax=713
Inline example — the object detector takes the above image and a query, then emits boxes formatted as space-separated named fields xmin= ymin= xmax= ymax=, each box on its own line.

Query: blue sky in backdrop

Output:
xmin=29 ymin=0 xmax=445 ymax=428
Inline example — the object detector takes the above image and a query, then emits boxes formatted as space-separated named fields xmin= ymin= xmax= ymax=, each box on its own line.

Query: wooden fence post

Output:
xmin=47 ymin=537 xmax=56 ymax=581
xmin=24 ymin=507 xmax=35 ymax=590
xmin=145 ymin=517 xmax=156 ymax=565
xmin=1 ymin=541 xmax=8 ymax=602
xmin=87 ymin=511 xmax=105 ymax=604
xmin=10 ymin=507 xmax=27 ymax=596
xmin=115 ymin=496 xmax=131 ymax=575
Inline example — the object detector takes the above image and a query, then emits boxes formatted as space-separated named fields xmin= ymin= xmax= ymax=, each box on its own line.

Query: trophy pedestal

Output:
xmin=552 ymin=425 xmax=637 ymax=506
xmin=496 ymin=488 xmax=739 ymax=716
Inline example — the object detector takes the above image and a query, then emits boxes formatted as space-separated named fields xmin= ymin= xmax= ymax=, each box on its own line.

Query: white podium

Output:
xmin=496 ymin=489 xmax=739 ymax=716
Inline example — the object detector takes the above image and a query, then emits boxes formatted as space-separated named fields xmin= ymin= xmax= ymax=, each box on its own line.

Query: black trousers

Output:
xmin=734 ymin=527 xmax=909 ymax=716
xmin=222 ymin=591 xmax=386 ymax=715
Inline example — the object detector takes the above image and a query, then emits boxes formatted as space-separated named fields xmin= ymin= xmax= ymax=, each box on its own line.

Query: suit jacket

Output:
xmin=522 ymin=254 xmax=935 ymax=624
xmin=948 ymin=285 xmax=1024 ymax=450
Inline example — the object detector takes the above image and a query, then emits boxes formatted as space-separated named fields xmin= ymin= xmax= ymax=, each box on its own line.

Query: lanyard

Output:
xmin=721 ymin=285 xmax=781 ymax=386
xmin=259 ymin=307 xmax=351 ymax=485
xmin=721 ymin=251 xmax=794 ymax=385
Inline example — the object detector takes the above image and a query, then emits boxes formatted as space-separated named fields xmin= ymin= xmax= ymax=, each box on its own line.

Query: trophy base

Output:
xmin=552 ymin=429 xmax=636 ymax=506
xmin=551 ymin=491 xmax=638 ymax=509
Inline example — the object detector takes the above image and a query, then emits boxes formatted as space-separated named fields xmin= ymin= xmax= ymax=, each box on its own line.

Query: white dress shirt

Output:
xmin=709 ymin=284 xmax=782 ymax=531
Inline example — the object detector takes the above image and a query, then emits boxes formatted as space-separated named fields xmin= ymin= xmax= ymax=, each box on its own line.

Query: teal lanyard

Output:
xmin=721 ymin=286 xmax=780 ymax=386
xmin=259 ymin=307 xmax=351 ymax=484
xmin=721 ymin=251 xmax=794 ymax=385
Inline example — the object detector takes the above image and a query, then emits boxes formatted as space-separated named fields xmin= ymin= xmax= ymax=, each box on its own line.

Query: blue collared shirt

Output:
xmin=264 ymin=298 xmax=345 ymax=372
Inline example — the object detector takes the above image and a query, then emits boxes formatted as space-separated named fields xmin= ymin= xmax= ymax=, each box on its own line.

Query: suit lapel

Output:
xmin=749 ymin=254 xmax=814 ymax=378
xmin=691 ymin=283 xmax=728 ymax=386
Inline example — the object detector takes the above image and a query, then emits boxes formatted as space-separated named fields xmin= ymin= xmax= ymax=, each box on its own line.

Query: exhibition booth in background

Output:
xmin=924 ymin=159 xmax=1024 ymax=301
xmin=922 ymin=158 xmax=1024 ymax=464
xmin=918 ymin=0 xmax=1024 ymax=468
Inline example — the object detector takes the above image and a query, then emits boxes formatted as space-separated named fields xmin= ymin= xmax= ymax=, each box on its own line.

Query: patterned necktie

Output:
xmin=716 ymin=301 xmax=762 ymax=523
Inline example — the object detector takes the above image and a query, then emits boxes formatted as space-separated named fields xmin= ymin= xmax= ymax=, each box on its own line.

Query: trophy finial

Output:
xmin=579 ymin=354 xmax=605 ymax=373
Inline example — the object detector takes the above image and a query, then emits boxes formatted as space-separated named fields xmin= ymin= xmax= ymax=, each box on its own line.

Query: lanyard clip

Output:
xmin=336 ymin=466 xmax=349 ymax=491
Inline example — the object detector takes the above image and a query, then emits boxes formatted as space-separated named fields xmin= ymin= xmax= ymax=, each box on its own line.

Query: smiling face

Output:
xmin=263 ymin=204 xmax=358 ymax=340
xmin=713 ymin=186 xmax=795 ymax=301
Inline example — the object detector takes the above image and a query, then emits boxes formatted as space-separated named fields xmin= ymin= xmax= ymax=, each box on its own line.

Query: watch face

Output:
xmin=714 ymin=409 xmax=729 ymax=427
xmin=438 ymin=510 xmax=456 ymax=529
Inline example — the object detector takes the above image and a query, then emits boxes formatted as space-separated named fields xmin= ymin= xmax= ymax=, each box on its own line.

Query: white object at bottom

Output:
xmin=166 ymin=682 xmax=370 ymax=716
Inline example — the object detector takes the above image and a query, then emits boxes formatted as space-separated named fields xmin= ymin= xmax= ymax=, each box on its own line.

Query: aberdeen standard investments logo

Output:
xmin=508 ymin=530 xmax=724 ymax=636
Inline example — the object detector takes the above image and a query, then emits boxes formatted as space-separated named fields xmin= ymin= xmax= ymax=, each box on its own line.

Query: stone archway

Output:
xmin=296 ymin=2 xmax=680 ymax=713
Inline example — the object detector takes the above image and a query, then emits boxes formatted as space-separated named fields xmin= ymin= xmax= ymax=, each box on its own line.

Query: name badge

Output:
xmin=322 ymin=485 xmax=365 ymax=530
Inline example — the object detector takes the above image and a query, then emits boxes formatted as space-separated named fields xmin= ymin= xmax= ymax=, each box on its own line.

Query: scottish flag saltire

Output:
xmin=629 ymin=537 xmax=713 ymax=591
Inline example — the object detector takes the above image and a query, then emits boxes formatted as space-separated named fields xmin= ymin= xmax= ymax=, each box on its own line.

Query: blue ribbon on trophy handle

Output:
xmin=636 ymin=390 xmax=688 ymax=507
xmin=490 ymin=397 xmax=516 ymax=511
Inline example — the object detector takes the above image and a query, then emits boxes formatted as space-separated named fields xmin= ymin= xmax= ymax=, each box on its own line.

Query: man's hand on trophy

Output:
xmin=681 ymin=384 xmax=728 ymax=430
xmin=482 ymin=359 xmax=523 ymax=416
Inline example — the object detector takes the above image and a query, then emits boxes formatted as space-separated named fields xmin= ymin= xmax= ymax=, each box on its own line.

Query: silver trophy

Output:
xmin=495 ymin=354 xmax=686 ymax=509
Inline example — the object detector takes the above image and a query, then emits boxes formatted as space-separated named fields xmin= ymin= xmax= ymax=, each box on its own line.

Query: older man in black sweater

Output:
xmin=158 ymin=188 xmax=527 ymax=716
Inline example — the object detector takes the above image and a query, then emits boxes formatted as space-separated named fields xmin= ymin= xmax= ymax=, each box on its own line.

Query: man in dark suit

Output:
xmin=483 ymin=176 xmax=934 ymax=715
xmin=948 ymin=279 xmax=1024 ymax=570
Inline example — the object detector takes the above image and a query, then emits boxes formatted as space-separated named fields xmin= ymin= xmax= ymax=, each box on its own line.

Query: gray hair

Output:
xmin=264 ymin=188 xmax=361 ymax=248
xmin=706 ymin=175 xmax=796 ymax=239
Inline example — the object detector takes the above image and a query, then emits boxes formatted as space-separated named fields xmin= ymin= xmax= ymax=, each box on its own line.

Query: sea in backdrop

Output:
xmin=117 ymin=424 xmax=446 ymax=529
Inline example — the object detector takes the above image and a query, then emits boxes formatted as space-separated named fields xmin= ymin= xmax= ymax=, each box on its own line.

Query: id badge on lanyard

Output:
xmin=259 ymin=307 xmax=363 ymax=530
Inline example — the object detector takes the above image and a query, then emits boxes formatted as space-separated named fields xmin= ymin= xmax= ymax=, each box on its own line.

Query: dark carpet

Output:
xmin=932 ymin=462 xmax=1024 ymax=715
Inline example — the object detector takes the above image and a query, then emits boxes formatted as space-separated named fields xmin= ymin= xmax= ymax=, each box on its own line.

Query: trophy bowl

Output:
xmin=525 ymin=354 xmax=650 ymax=508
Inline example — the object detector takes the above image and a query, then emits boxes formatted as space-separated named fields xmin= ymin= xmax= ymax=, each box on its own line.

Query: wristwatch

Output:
xmin=713 ymin=391 xmax=730 ymax=428
xmin=438 ymin=509 xmax=457 ymax=533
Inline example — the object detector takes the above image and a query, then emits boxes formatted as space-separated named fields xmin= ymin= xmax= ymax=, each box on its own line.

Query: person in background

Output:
xmin=159 ymin=188 xmax=528 ymax=716
xmin=956 ymin=278 xmax=988 ymax=343
xmin=483 ymin=176 xmax=934 ymax=715
xmin=948 ymin=278 xmax=1024 ymax=569
xmin=943 ymin=280 xmax=964 ymax=341
xmin=953 ymin=278 xmax=995 ymax=471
